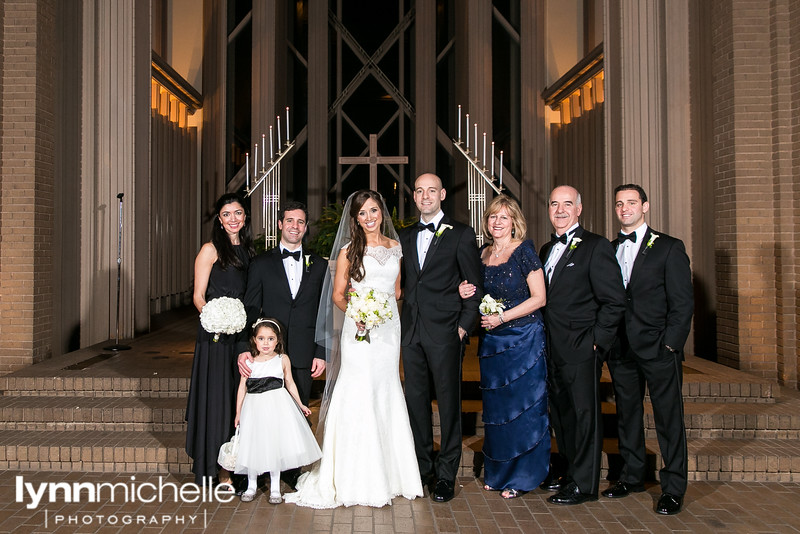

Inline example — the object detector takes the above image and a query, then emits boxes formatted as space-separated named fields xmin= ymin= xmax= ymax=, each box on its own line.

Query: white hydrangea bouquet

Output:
xmin=200 ymin=296 xmax=247 ymax=342
xmin=479 ymin=294 xmax=505 ymax=316
xmin=346 ymin=288 xmax=393 ymax=343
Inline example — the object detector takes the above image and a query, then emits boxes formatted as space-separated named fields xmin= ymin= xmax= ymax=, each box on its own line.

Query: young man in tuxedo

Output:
xmin=400 ymin=173 xmax=483 ymax=503
xmin=539 ymin=185 xmax=626 ymax=506
xmin=602 ymin=184 xmax=693 ymax=515
xmin=237 ymin=201 xmax=327 ymax=404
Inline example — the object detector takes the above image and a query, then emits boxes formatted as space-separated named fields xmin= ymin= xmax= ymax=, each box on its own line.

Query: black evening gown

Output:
xmin=185 ymin=245 xmax=249 ymax=483
xmin=478 ymin=239 xmax=550 ymax=491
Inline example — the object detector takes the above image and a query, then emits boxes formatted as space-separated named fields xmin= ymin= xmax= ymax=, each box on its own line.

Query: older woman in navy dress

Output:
xmin=460 ymin=195 xmax=550 ymax=499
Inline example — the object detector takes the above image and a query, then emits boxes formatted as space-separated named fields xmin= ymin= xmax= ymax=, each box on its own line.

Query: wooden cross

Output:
xmin=339 ymin=134 xmax=408 ymax=190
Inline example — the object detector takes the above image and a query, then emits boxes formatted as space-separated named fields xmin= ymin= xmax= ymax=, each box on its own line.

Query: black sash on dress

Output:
xmin=246 ymin=376 xmax=283 ymax=394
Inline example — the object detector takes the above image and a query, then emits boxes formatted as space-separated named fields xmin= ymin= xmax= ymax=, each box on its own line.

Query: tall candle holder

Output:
xmin=452 ymin=105 xmax=504 ymax=246
xmin=245 ymin=107 xmax=296 ymax=249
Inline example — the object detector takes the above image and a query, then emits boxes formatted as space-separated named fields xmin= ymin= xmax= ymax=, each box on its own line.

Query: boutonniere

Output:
xmin=568 ymin=237 xmax=582 ymax=251
xmin=435 ymin=223 xmax=453 ymax=237
xmin=646 ymin=234 xmax=659 ymax=249
xmin=433 ymin=223 xmax=453 ymax=245
xmin=304 ymin=254 xmax=313 ymax=272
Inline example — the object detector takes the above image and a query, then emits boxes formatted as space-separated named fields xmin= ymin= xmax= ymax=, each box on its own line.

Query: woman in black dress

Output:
xmin=186 ymin=193 xmax=255 ymax=485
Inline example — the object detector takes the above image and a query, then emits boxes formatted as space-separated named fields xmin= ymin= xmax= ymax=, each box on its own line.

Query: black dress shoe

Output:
xmin=547 ymin=481 xmax=598 ymax=505
xmin=601 ymin=481 xmax=645 ymax=499
xmin=539 ymin=475 xmax=567 ymax=492
xmin=432 ymin=479 xmax=455 ymax=503
xmin=655 ymin=493 xmax=683 ymax=515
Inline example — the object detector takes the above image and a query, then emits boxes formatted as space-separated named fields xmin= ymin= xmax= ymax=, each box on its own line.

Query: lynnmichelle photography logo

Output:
xmin=16 ymin=475 xmax=233 ymax=529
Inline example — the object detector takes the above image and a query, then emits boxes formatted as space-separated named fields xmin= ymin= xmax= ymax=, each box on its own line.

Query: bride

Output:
xmin=285 ymin=190 xmax=423 ymax=508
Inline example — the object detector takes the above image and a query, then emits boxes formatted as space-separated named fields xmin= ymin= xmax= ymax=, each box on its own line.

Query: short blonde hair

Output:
xmin=482 ymin=195 xmax=527 ymax=242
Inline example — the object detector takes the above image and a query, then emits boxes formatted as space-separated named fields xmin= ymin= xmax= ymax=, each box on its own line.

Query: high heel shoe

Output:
xmin=501 ymin=488 xmax=527 ymax=499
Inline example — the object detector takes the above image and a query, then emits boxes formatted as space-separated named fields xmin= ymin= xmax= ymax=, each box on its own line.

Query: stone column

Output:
xmin=0 ymin=0 xmax=57 ymax=372
xmin=306 ymin=1 xmax=328 ymax=222
xmin=520 ymin=1 xmax=548 ymax=243
xmin=79 ymin=0 xmax=150 ymax=344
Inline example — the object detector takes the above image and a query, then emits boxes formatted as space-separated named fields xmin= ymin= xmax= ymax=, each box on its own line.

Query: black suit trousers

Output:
xmin=401 ymin=333 xmax=464 ymax=483
xmin=608 ymin=345 xmax=687 ymax=496
xmin=548 ymin=354 xmax=604 ymax=495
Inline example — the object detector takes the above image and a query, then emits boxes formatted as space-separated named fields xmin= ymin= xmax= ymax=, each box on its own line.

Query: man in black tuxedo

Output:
xmin=400 ymin=173 xmax=483 ymax=503
xmin=539 ymin=185 xmax=626 ymax=505
xmin=601 ymin=184 xmax=693 ymax=515
xmin=237 ymin=201 xmax=327 ymax=406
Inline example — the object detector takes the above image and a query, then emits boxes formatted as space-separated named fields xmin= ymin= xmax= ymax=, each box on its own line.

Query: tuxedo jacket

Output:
xmin=400 ymin=215 xmax=483 ymax=346
xmin=539 ymin=226 xmax=626 ymax=365
xmin=241 ymin=247 xmax=327 ymax=368
xmin=613 ymin=228 xmax=693 ymax=360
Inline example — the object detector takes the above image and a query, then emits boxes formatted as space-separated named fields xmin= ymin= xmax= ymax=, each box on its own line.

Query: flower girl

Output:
xmin=234 ymin=318 xmax=322 ymax=503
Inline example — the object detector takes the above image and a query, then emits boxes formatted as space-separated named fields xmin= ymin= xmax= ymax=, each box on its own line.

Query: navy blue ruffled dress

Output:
xmin=478 ymin=239 xmax=550 ymax=491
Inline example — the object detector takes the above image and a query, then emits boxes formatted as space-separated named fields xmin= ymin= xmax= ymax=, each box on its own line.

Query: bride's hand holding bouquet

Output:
xmin=345 ymin=288 xmax=393 ymax=342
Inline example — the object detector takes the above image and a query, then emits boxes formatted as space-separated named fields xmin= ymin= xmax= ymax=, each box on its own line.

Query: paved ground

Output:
xmin=1 ymin=470 xmax=799 ymax=533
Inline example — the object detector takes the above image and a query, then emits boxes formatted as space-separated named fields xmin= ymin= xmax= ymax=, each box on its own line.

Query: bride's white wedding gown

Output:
xmin=285 ymin=245 xmax=423 ymax=508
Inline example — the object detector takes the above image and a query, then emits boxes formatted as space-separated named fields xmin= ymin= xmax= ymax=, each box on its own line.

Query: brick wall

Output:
xmin=712 ymin=0 xmax=800 ymax=387
xmin=0 ymin=0 xmax=56 ymax=373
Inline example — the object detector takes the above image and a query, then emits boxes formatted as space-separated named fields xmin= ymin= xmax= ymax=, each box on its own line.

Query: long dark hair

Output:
xmin=346 ymin=189 xmax=386 ymax=283
xmin=211 ymin=193 xmax=255 ymax=269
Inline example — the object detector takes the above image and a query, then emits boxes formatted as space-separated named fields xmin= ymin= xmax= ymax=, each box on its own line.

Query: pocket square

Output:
xmin=566 ymin=263 xmax=575 ymax=267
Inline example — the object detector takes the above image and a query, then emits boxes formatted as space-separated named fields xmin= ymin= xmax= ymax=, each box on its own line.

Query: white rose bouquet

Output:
xmin=479 ymin=294 xmax=505 ymax=316
xmin=200 ymin=297 xmax=247 ymax=342
xmin=345 ymin=288 xmax=393 ymax=343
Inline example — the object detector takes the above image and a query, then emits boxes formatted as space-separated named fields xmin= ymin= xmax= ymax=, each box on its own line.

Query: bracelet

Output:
xmin=498 ymin=310 xmax=504 ymax=324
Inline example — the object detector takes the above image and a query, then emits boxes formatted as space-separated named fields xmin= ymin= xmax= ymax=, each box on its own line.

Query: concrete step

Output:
xmin=0 ymin=395 xmax=187 ymax=432
xmin=0 ymin=375 xmax=190 ymax=398
xmin=462 ymin=436 xmax=800 ymax=483
xmin=646 ymin=397 xmax=800 ymax=439
xmin=0 ymin=430 xmax=192 ymax=474
xmin=4 ymin=428 xmax=800 ymax=484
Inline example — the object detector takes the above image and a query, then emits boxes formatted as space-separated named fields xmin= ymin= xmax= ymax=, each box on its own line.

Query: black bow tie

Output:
xmin=618 ymin=232 xmax=637 ymax=244
xmin=281 ymin=249 xmax=301 ymax=261
xmin=417 ymin=222 xmax=436 ymax=233
xmin=551 ymin=233 xmax=568 ymax=245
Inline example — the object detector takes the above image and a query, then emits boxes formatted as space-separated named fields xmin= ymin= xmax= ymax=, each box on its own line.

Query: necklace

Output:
xmin=492 ymin=241 xmax=510 ymax=258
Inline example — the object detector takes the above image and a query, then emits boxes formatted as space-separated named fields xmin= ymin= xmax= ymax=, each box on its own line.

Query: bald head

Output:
xmin=413 ymin=173 xmax=446 ymax=222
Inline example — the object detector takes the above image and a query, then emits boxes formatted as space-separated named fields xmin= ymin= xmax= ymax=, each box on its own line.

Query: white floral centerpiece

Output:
xmin=479 ymin=294 xmax=505 ymax=316
xmin=200 ymin=297 xmax=247 ymax=342
xmin=346 ymin=288 xmax=393 ymax=343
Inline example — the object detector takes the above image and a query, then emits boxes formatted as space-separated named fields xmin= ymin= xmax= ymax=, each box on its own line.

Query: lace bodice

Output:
xmin=349 ymin=245 xmax=402 ymax=294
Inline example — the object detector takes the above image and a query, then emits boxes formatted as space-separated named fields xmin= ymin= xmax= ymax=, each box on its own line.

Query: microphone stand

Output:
xmin=104 ymin=193 xmax=131 ymax=351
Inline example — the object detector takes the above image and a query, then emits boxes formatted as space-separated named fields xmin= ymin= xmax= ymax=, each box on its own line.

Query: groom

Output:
xmin=237 ymin=200 xmax=327 ymax=405
xmin=400 ymin=173 xmax=483 ymax=503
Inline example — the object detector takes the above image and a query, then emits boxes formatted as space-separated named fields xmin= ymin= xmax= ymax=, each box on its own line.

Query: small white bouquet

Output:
xmin=345 ymin=288 xmax=393 ymax=343
xmin=479 ymin=294 xmax=505 ymax=316
xmin=200 ymin=296 xmax=247 ymax=342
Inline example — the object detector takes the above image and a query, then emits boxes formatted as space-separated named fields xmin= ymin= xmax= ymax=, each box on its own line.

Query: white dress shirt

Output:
xmin=280 ymin=244 xmax=303 ymax=298
xmin=416 ymin=210 xmax=444 ymax=269
xmin=544 ymin=223 xmax=580 ymax=283
xmin=616 ymin=223 xmax=648 ymax=288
